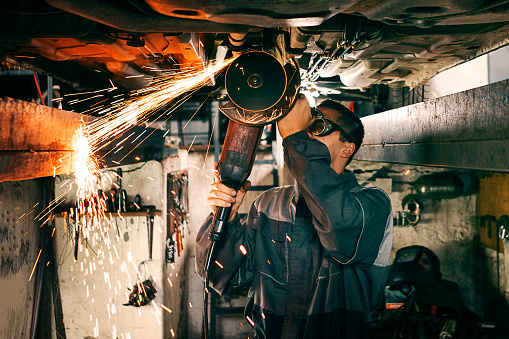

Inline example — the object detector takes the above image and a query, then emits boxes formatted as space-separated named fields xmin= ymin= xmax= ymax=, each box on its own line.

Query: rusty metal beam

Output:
xmin=357 ymin=79 xmax=509 ymax=173
xmin=0 ymin=97 xmax=169 ymax=182
xmin=0 ymin=97 xmax=94 ymax=182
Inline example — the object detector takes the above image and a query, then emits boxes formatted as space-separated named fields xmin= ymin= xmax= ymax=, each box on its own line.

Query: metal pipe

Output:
xmin=44 ymin=0 xmax=249 ymax=33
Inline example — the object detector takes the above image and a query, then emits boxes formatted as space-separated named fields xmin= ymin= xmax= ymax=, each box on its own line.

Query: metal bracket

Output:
xmin=480 ymin=215 xmax=496 ymax=238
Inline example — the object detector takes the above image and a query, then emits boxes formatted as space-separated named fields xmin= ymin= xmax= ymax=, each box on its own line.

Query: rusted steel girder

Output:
xmin=357 ymin=80 xmax=509 ymax=173
xmin=0 ymin=97 xmax=169 ymax=182
xmin=0 ymin=97 xmax=94 ymax=182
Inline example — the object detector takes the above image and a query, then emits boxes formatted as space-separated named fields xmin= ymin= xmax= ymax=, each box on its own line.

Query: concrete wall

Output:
xmin=348 ymin=161 xmax=482 ymax=314
xmin=0 ymin=178 xmax=44 ymax=338
xmin=54 ymin=161 xmax=167 ymax=339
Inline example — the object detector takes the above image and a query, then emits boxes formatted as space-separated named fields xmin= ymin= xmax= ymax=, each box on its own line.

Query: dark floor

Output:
xmin=372 ymin=307 xmax=509 ymax=339
xmin=210 ymin=286 xmax=509 ymax=339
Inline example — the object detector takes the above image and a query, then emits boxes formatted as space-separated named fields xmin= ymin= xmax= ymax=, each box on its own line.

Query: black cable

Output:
xmin=496 ymin=230 xmax=500 ymax=295
xmin=85 ymin=239 xmax=98 ymax=256
xmin=202 ymin=206 xmax=233 ymax=338
xmin=203 ymin=278 xmax=209 ymax=339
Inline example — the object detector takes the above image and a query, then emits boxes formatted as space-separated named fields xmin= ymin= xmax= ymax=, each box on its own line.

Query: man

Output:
xmin=196 ymin=95 xmax=393 ymax=338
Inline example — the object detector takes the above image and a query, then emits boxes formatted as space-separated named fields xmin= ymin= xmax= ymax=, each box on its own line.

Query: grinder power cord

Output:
xmin=202 ymin=50 xmax=300 ymax=339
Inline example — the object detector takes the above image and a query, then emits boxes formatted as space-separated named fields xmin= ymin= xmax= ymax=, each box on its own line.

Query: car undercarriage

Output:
xmin=2 ymin=0 xmax=509 ymax=104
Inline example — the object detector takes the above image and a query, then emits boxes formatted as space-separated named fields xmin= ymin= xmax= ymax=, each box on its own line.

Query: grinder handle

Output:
xmin=204 ymin=206 xmax=232 ymax=273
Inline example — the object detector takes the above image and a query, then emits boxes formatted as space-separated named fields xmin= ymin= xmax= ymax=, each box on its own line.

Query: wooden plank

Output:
xmin=0 ymin=179 xmax=44 ymax=338
xmin=54 ymin=211 xmax=162 ymax=218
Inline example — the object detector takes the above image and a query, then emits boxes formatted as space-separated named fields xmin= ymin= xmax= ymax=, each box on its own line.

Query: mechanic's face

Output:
xmin=309 ymin=107 xmax=343 ymax=142
xmin=308 ymin=107 xmax=352 ymax=165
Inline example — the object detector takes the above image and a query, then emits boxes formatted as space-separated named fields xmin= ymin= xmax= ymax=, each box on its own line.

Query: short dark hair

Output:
xmin=317 ymin=99 xmax=364 ymax=164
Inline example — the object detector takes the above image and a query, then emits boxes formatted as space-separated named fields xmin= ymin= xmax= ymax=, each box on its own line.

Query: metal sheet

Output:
xmin=356 ymin=79 xmax=509 ymax=172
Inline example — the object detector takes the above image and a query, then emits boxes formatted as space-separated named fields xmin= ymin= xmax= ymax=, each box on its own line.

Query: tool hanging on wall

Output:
xmin=166 ymin=172 xmax=189 ymax=263
xmin=498 ymin=215 xmax=509 ymax=240
xmin=176 ymin=226 xmax=183 ymax=256
xmin=134 ymin=194 xmax=156 ymax=211
xmin=166 ymin=235 xmax=175 ymax=263
xmin=72 ymin=215 xmax=79 ymax=261
xmin=123 ymin=279 xmax=157 ymax=307
xmin=395 ymin=172 xmax=478 ymax=227
xmin=116 ymin=168 xmax=123 ymax=212
xmin=146 ymin=210 xmax=154 ymax=260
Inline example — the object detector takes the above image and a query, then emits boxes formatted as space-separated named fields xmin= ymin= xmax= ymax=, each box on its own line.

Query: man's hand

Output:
xmin=207 ymin=162 xmax=251 ymax=222
xmin=277 ymin=94 xmax=313 ymax=139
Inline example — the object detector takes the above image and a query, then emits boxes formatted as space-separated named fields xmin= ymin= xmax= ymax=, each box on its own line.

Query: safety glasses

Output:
xmin=309 ymin=108 xmax=354 ymax=143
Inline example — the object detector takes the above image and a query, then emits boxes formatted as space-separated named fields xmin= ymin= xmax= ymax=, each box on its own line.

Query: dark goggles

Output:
xmin=309 ymin=108 xmax=354 ymax=143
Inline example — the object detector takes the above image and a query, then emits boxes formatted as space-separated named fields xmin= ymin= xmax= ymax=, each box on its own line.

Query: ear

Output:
xmin=341 ymin=143 xmax=355 ymax=158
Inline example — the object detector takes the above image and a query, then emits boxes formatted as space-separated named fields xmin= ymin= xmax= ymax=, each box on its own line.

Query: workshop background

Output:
xmin=1 ymin=45 xmax=509 ymax=339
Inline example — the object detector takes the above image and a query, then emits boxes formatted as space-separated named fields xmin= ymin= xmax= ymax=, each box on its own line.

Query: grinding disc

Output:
xmin=270 ymin=61 xmax=300 ymax=113
xmin=225 ymin=51 xmax=287 ymax=112
xmin=221 ymin=55 xmax=301 ymax=126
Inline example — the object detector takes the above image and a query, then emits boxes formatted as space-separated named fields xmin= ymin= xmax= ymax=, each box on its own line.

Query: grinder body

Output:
xmin=217 ymin=121 xmax=264 ymax=191
xmin=205 ymin=121 xmax=263 ymax=273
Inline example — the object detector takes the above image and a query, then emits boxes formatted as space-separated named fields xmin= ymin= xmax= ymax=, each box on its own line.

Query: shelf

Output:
xmin=54 ymin=210 xmax=162 ymax=218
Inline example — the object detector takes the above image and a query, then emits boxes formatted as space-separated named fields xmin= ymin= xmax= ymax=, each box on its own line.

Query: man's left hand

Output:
xmin=277 ymin=94 xmax=313 ymax=139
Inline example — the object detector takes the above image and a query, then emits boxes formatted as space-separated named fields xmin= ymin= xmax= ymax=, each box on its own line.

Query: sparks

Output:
xmin=71 ymin=57 xmax=235 ymax=209
xmin=22 ymin=57 xmax=239 ymax=333
xmin=239 ymin=245 xmax=247 ymax=255
xmin=161 ymin=304 xmax=173 ymax=314
xmin=73 ymin=125 xmax=101 ymax=200
xmin=28 ymin=249 xmax=42 ymax=282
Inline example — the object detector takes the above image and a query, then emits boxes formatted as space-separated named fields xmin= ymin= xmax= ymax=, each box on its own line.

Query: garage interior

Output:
xmin=2 ymin=1 xmax=509 ymax=338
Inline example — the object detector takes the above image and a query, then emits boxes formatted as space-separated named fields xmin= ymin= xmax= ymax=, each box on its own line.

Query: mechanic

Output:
xmin=196 ymin=95 xmax=393 ymax=339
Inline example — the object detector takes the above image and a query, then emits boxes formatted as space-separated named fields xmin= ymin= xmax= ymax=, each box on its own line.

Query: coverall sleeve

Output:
xmin=195 ymin=204 xmax=258 ymax=295
xmin=283 ymin=131 xmax=391 ymax=266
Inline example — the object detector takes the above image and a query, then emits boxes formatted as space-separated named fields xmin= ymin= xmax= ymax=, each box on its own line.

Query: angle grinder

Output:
xmin=205 ymin=51 xmax=300 ymax=271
